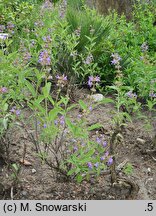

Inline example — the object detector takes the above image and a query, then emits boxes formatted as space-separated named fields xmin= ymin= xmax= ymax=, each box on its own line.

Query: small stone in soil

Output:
xmin=136 ymin=138 xmax=145 ymax=144
xmin=147 ymin=167 xmax=151 ymax=174
xmin=21 ymin=191 xmax=27 ymax=197
xmin=145 ymin=178 xmax=153 ymax=185
xmin=32 ymin=168 xmax=36 ymax=173
xmin=89 ymin=94 xmax=104 ymax=102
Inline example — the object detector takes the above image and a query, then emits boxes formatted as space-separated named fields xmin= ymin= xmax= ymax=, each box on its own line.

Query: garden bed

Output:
xmin=0 ymin=91 xmax=155 ymax=200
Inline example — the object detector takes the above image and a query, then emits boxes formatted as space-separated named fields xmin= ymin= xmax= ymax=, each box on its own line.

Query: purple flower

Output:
xmin=103 ymin=141 xmax=107 ymax=147
xmin=74 ymin=27 xmax=81 ymax=37
xmin=38 ymin=50 xmax=51 ymax=66
xmin=55 ymin=116 xmax=65 ymax=126
xmin=73 ymin=146 xmax=78 ymax=152
xmin=105 ymin=151 xmax=109 ymax=157
xmin=89 ymin=106 xmax=93 ymax=111
xmin=23 ymin=51 xmax=31 ymax=62
xmin=10 ymin=107 xmax=21 ymax=116
xmin=54 ymin=120 xmax=58 ymax=125
xmin=60 ymin=116 xmax=65 ymax=125
xmin=111 ymin=53 xmax=121 ymax=65
xmin=59 ymin=0 xmax=67 ymax=18
xmin=0 ymin=87 xmax=8 ymax=93
xmin=88 ymin=76 xmax=100 ymax=87
xmin=100 ymin=156 xmax=105 ymax=161
xmin=94 ymin=162 xmax=99 ymax=168
xmin=42 ymin=0 xmax=53 ymax=9
xmin=87 ymin=162 xmax=93 ymax=169
xmin=149 ymin=91 xmax=156 ymax=98
xmin=7 ymin=22 xmax=15 ymax=34
xmin=88 ymin=78 xmax=93 ymax=87
xmin=95 ymin=76 xmax=100 ymax=82
xmin=7 ymin=22 xmax=14 ymax=30
xmin=141 ymin=42 xmax=148 ymax=52
xmin=81 ymin=142 xmax=85 ymax=147
xmin=140 ymin=56 xmax=144 ymax=61
xmin=56 ymin=74 xmax=67 ymax=81
xmin=43 ymin=123 xmax=47 ymax=128
xmin=43 ymin=35 xmax=51 ymax=42
xmin=84 ymin=54 xmax=93 ymax=65
xmin=34 ymin=21 xmax=44 ymax=27
xmin=107 ymin=157 xmax=113 ymax=166
xmin=30 ymin=40 xmax=36 ymax=47
xmin=10 ymin=107 xmax=15 ymax=113
xmin=111 ymin=59 xmax=118 ymax=65
xmin=63 ymin=75 xmax=67 ymax=81
xmin=15 ymin=110 xmax=21 ymax=116
xmin=126 ymin=90 xmax=137 ymax=99
xmin=56 ymin=74 xmax=67 ymax=88
xmin=0 ymin=34 xmax=8 ymax=40
xmin=48 ymin=28 xmax=53 ymax=33
xmin=96 ymin=137 xmax=101 ymax=144
xmin=77 ymin=114 xmax=82 ymax=119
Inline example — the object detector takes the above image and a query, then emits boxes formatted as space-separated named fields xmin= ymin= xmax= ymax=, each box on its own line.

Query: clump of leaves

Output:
xmin=123 ymin=163 xmax=133 ymax=176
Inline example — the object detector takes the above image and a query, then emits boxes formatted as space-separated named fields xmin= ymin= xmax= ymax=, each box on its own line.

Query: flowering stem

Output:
xmin=44 ymin=70 xmax=48 ymax=116
xmin=56 ymin=88 xmax=61 ymax=103
xmin=35 ymin=118 xmax=40 ymax=153
xmin=109 ymin=128 xmax=120 ymax=183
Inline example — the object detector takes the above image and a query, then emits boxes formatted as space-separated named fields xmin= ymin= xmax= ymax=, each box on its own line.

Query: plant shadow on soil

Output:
xmin=0 ymin=90 xmax=156 ymax=200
